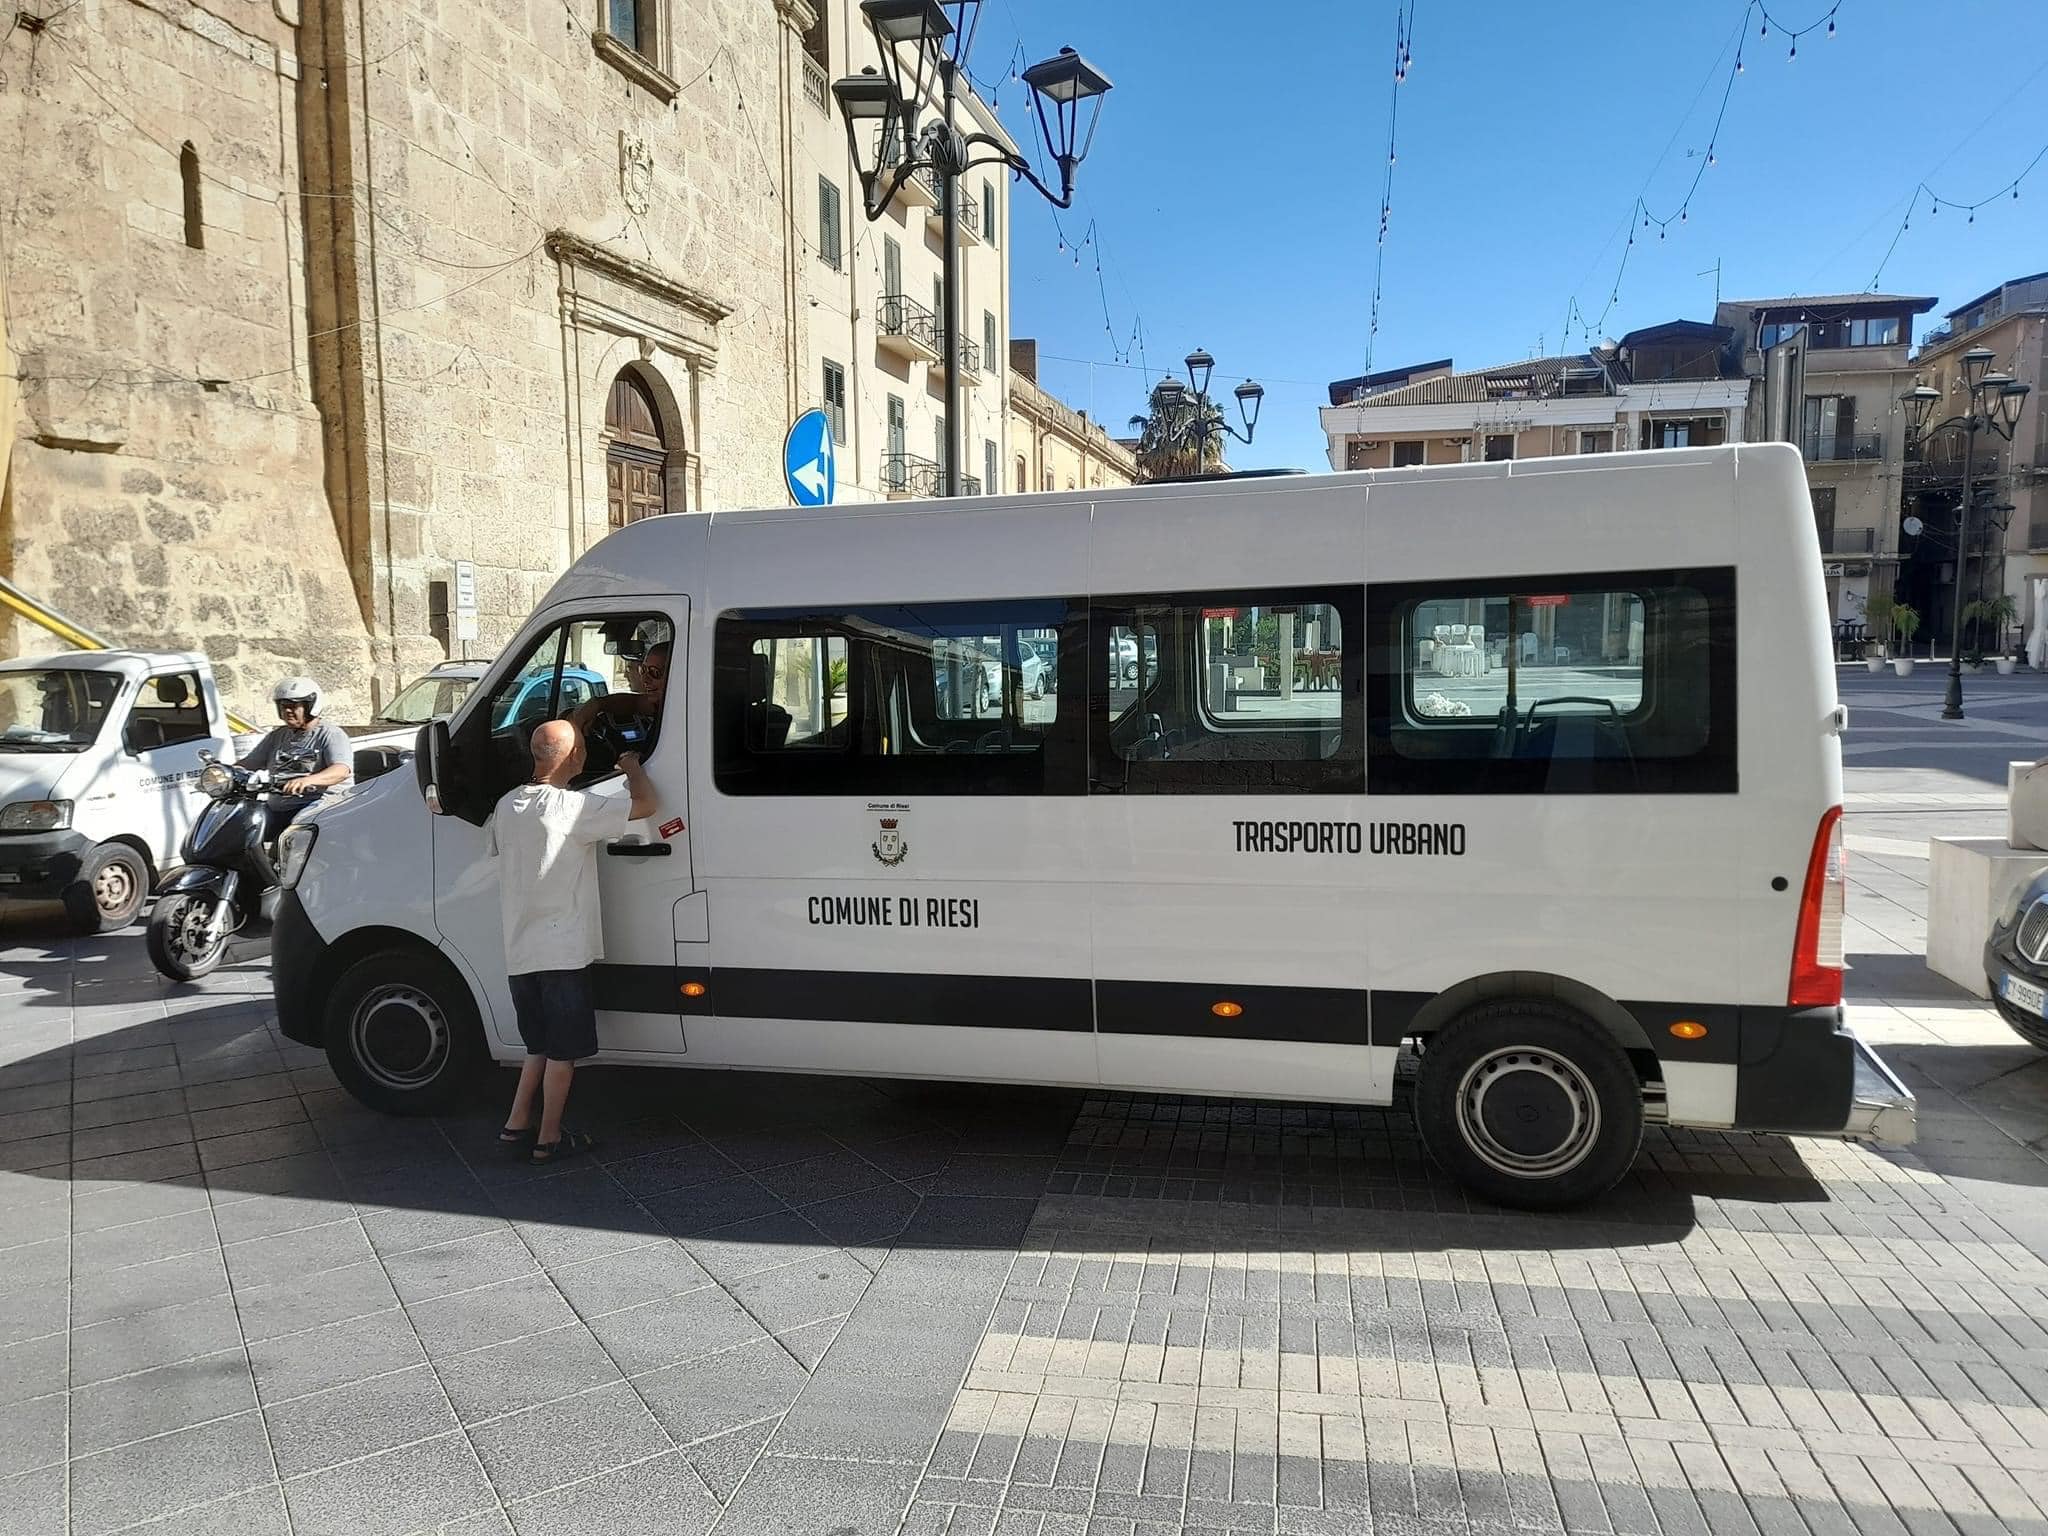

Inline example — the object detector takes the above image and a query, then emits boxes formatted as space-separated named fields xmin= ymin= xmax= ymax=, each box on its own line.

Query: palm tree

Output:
xmin=1128 ymin=378 xmax=1228 ymax=480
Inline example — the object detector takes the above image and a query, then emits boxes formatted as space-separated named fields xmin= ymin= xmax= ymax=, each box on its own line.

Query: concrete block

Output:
xmin=1925 ymin=835 xmax=2048 ymax=998
xmin=2007 ymin=760 xmax=2048 ymax=850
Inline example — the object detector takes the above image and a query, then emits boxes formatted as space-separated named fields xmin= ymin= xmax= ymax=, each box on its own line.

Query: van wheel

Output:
xmin=323 ymin=948 xmax=485 ymax=1115
xmin=1414 ymin=1001 xmax=1642 ymax=1210
xmin=64 ymin=845 xmax=148 ymax=934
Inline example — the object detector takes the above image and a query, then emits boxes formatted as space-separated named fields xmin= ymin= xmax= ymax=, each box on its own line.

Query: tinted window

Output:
xmin=1368 ymin=568 xmax=1736 ymax=795
xmin=1091 ymin=588 xmax=1363 ymax=794
xmin=127 ymin=671 xmax=210 ymax=751
xmin=715 ymin=600 xmax=1084 ymax=795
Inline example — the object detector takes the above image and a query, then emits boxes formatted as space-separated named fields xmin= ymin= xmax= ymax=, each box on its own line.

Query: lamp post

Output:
xmin=833 ymin=2 xmax=1110 ymax=498
xmin=1900 ymin=346 xmax=2031 ymax=719
xmin=1150 ymin=349 xmax=1264 ymax=477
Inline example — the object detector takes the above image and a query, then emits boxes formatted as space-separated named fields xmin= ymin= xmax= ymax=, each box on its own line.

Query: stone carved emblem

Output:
xmin=619 ymin=130 xmax=653 ymax=216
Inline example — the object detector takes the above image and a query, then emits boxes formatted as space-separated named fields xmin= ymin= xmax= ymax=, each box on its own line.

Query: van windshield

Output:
xmin=0 ymin=669 xmax=124 ymax=753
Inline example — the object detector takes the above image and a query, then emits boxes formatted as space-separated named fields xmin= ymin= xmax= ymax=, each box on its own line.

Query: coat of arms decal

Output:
xmin=872 ymin=816 xmax=908 ymax=866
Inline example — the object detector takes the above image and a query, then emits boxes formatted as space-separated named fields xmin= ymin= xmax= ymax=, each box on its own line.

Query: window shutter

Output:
xmin=818 ymin=179 xmax=841 ymax=269
xmin=1837 ymin=395 xmax=1856 ymax=456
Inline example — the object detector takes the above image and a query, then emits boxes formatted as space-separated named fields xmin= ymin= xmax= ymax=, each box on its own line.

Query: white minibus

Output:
xmin=273 ymin=443 xmax=1914 ymax=1208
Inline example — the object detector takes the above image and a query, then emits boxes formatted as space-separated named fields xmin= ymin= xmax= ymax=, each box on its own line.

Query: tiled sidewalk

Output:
xmin=4 ymin=764 xmax=2048 ymax=1533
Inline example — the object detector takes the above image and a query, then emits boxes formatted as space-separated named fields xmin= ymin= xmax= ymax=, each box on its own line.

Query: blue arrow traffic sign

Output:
xmin=783 ymin=408 xmax=836 ymax=507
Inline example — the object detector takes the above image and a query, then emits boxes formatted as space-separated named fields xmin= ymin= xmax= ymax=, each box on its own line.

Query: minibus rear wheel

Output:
xmin=1414 ymin=1001 xmax=1643 ymax=1210
xmin=323 ymin=947 xmax=486 ymax=1115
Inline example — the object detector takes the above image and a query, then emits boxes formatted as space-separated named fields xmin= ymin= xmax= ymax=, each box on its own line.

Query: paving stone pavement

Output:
xmin=4 ymin=731 xmax=2048 ymax=1533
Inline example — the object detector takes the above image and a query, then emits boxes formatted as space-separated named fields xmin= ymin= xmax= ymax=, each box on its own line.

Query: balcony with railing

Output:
xmin=876 ymin=293 xmax=940 ymax=364
xmin=884 ymin=133 xmax=936 ymax=209
xmin=945 ymin=336 xmax=982 ymax=382
xmin=2030 ymin=516 xmax=2048 ymax=551
xmin=883 ymin=453 xmax=939 ymax=498
xmin=1819 ymin=525 xmax=1876 ymax=556
xmin=802 ymin=54 xmax=828 ymax=113
xmin=917 ymin=171 xmax=980 ymax=243
xmin=882 ymin=455 xmax=980 ymax=498
xmin=1801 ymin=429 xmax=1885 ymax=463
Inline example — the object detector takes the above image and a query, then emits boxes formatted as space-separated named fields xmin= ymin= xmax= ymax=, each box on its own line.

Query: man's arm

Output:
xmin=283 ymin=724 xmax=355 ymax=796
xmin=617 ymin=752 xmax=657 ymax=820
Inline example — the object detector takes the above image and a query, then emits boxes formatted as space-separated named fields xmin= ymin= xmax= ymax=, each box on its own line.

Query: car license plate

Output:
xmin=2001 ymin=973 xmax=2046 ymax=1017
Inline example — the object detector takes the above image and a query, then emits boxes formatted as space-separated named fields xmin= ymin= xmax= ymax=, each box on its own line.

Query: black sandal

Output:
xmin=499 ymin=1125 xmax=536 ymax=1151
xmin=531 ymin=1129 xmax=595 ymax=1166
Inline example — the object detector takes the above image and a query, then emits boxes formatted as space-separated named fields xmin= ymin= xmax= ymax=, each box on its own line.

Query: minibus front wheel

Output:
xmin=1414 ymin=1000 xmax=1643 ymax=1210
xmin=323 ymin=946 xmax=486 ymax=1115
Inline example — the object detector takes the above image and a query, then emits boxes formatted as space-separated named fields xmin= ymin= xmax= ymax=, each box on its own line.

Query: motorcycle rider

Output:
xmin=240 ymin=677 xmax=354 ymax=801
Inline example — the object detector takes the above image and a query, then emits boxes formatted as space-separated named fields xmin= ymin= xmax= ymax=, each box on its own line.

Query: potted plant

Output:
xmin=1861 ymin=593 xmax=1894 ymax=672
xmin=1977 ymin=594 xmax=2021 ymax=674
xmin=1891 ymin=603 xmax=1920 ymax=676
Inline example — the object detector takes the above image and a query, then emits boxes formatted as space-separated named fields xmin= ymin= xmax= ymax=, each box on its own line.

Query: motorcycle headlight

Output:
xmin=0 ymin=800 xmax=72 ymax=831
xmin=276 ymin=822 xmax=318 ymax=890
xmin=198 ymin=763 xmax=236 ymax=798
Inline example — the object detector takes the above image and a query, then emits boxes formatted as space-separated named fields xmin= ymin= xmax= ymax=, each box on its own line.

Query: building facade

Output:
xmin=794 ymin=3 xmax=1013 ymax=503
xmin=1006 ymin=341 xmax=1136 ymax=493
xmin=1903 ymin=274 xmax=2048 ymax=655
xmin=2 ymin=0 xmax=1017 ymax=718
xmin=1715 ymin=294 xmax=1936 ymax=629
xmin=1318 ymin=327 xmax=1749 ymax=475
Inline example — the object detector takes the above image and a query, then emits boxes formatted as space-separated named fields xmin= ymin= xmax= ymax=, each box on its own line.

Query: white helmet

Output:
xmin=272 ymin=676 xmax=322 ymax=715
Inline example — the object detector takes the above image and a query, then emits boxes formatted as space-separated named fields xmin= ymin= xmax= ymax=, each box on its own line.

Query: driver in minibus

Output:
xmin=569 ymin=639 xmax=669 ymax=761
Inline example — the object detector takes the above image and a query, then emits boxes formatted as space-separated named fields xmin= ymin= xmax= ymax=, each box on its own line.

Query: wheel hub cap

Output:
xmin=94 ymin=862 xmax=134 ymax=912
xmin=1455 ymin=1047 xmax=1602 ymax=1180
xmin=352 ymin=985 xmax=450 ymax=1090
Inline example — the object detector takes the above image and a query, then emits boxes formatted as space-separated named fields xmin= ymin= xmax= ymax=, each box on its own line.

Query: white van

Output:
xmin=0 ymin=650 xmax=235 ymax=931
xmin=274 ymin=444 xmax=1914 ymax=1208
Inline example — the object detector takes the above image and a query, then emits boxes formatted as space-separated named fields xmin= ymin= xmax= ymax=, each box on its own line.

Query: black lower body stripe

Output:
xmin=587 ymin=964 xmax=1784 ymax=1066
xmin=712 ymin=967 xmax=1093 ymax=1033
xmin=1096 ymin=979 xmax=1370 ymax=1045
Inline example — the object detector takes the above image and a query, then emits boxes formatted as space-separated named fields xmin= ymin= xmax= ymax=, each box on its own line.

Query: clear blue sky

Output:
xmin=976 ymin=0 xmax=2048 ymax=472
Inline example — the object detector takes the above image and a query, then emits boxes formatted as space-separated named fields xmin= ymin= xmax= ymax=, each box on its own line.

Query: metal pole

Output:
xmin=1944 ymin=410 xmax=1978 ymax=720
xmin=939 ymin=59 xmax=963 ymax=498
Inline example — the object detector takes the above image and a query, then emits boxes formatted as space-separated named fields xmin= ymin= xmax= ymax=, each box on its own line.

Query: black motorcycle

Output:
xmin=145 ymin=756 xmax=309 ymax=980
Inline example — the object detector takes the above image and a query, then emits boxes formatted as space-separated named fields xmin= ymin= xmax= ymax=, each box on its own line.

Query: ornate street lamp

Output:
xmin=834 ymin=3 xmax=1111 ymax=496
xmin=1148 ymin=348 xmax=1262 ymax=476
xmin=1900 ymin=350 xmax=2033 ymax=718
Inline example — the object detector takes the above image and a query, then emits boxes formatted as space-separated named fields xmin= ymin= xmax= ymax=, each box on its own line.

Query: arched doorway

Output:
xmin=605 ymin=369 xmax=671 ymax=528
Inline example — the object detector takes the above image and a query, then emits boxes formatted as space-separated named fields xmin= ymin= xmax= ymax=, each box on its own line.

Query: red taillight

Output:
xmin=1789 ymin=806 xmax=1846 ymax=1008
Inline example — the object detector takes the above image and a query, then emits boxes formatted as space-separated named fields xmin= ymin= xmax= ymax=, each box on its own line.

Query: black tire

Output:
xmin=1413 ymin=1000 xmax=1643 ymax=1210
xmin=63 ymin=844 xmax=148 ymax=934
xmin=323 ymin=947 xmax=486 ymax=1115
xmin=145 ymin=893 xmax=229 ymax=980
xmin=1991 ymin=990 xmax=2048 ymax=1051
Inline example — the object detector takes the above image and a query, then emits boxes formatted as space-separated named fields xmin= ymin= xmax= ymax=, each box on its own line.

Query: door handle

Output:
xmin=606 ymin=842 xmax=671 ymax=857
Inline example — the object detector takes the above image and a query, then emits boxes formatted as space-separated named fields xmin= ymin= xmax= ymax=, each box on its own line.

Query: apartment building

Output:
xmin=1006 ymin=342 xmax=1137 ymax=493
xmin=795 ymin=4 xmax=1012 ymax=502
xmin=1715 ymin=293 xmax=1936 ymax=627
xmin=1903 ymin=272 xmax=2048 ymax=650
xmin=1318 ymin=324 xmax=1748 ymax=474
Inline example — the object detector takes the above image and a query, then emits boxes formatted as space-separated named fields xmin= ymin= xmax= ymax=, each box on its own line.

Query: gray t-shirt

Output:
xmin=242 ymin=720 xmax=354 ymax=788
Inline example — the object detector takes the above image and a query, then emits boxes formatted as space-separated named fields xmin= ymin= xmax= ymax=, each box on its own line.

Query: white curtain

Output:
xmin=2029 ymin=578 xmax=2048 ymax=670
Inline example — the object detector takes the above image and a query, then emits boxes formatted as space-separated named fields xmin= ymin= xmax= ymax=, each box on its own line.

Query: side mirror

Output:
xmin=417 ymin=719 xmax=450 ymax=814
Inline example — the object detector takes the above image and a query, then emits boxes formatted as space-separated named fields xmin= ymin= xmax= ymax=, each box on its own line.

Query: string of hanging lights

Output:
xmin=1868 ymin=141 xmax=2048 ymax=288
xmin=1358 ymin=2 xmax=1415 ymax=377
xmin=1566 ymin=0 xmax=1844 ymax=352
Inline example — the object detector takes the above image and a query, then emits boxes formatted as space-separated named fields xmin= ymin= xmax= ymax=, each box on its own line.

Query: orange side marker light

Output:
xmin=681 ymin=981 xmax=708 ymax=998
xmin=1668 ymin=1020 xmax=1708 ymax=1041
xmin=1211 ymin=1001 xmax=1244 ymax=1018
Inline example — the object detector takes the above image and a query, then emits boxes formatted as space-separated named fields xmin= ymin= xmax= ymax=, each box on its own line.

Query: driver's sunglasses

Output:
xmin=276 ymin=700 xmax=311 ymax=716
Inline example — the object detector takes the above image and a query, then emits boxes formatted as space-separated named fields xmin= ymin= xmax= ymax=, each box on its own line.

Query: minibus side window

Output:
xmin=1366 ymin=567 xmax=1736 ymax=795
xmin=713 ymin=600 xmax=1085 ymax=795
xmin=1090 ymin=587 xmax=1364 ymax=795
